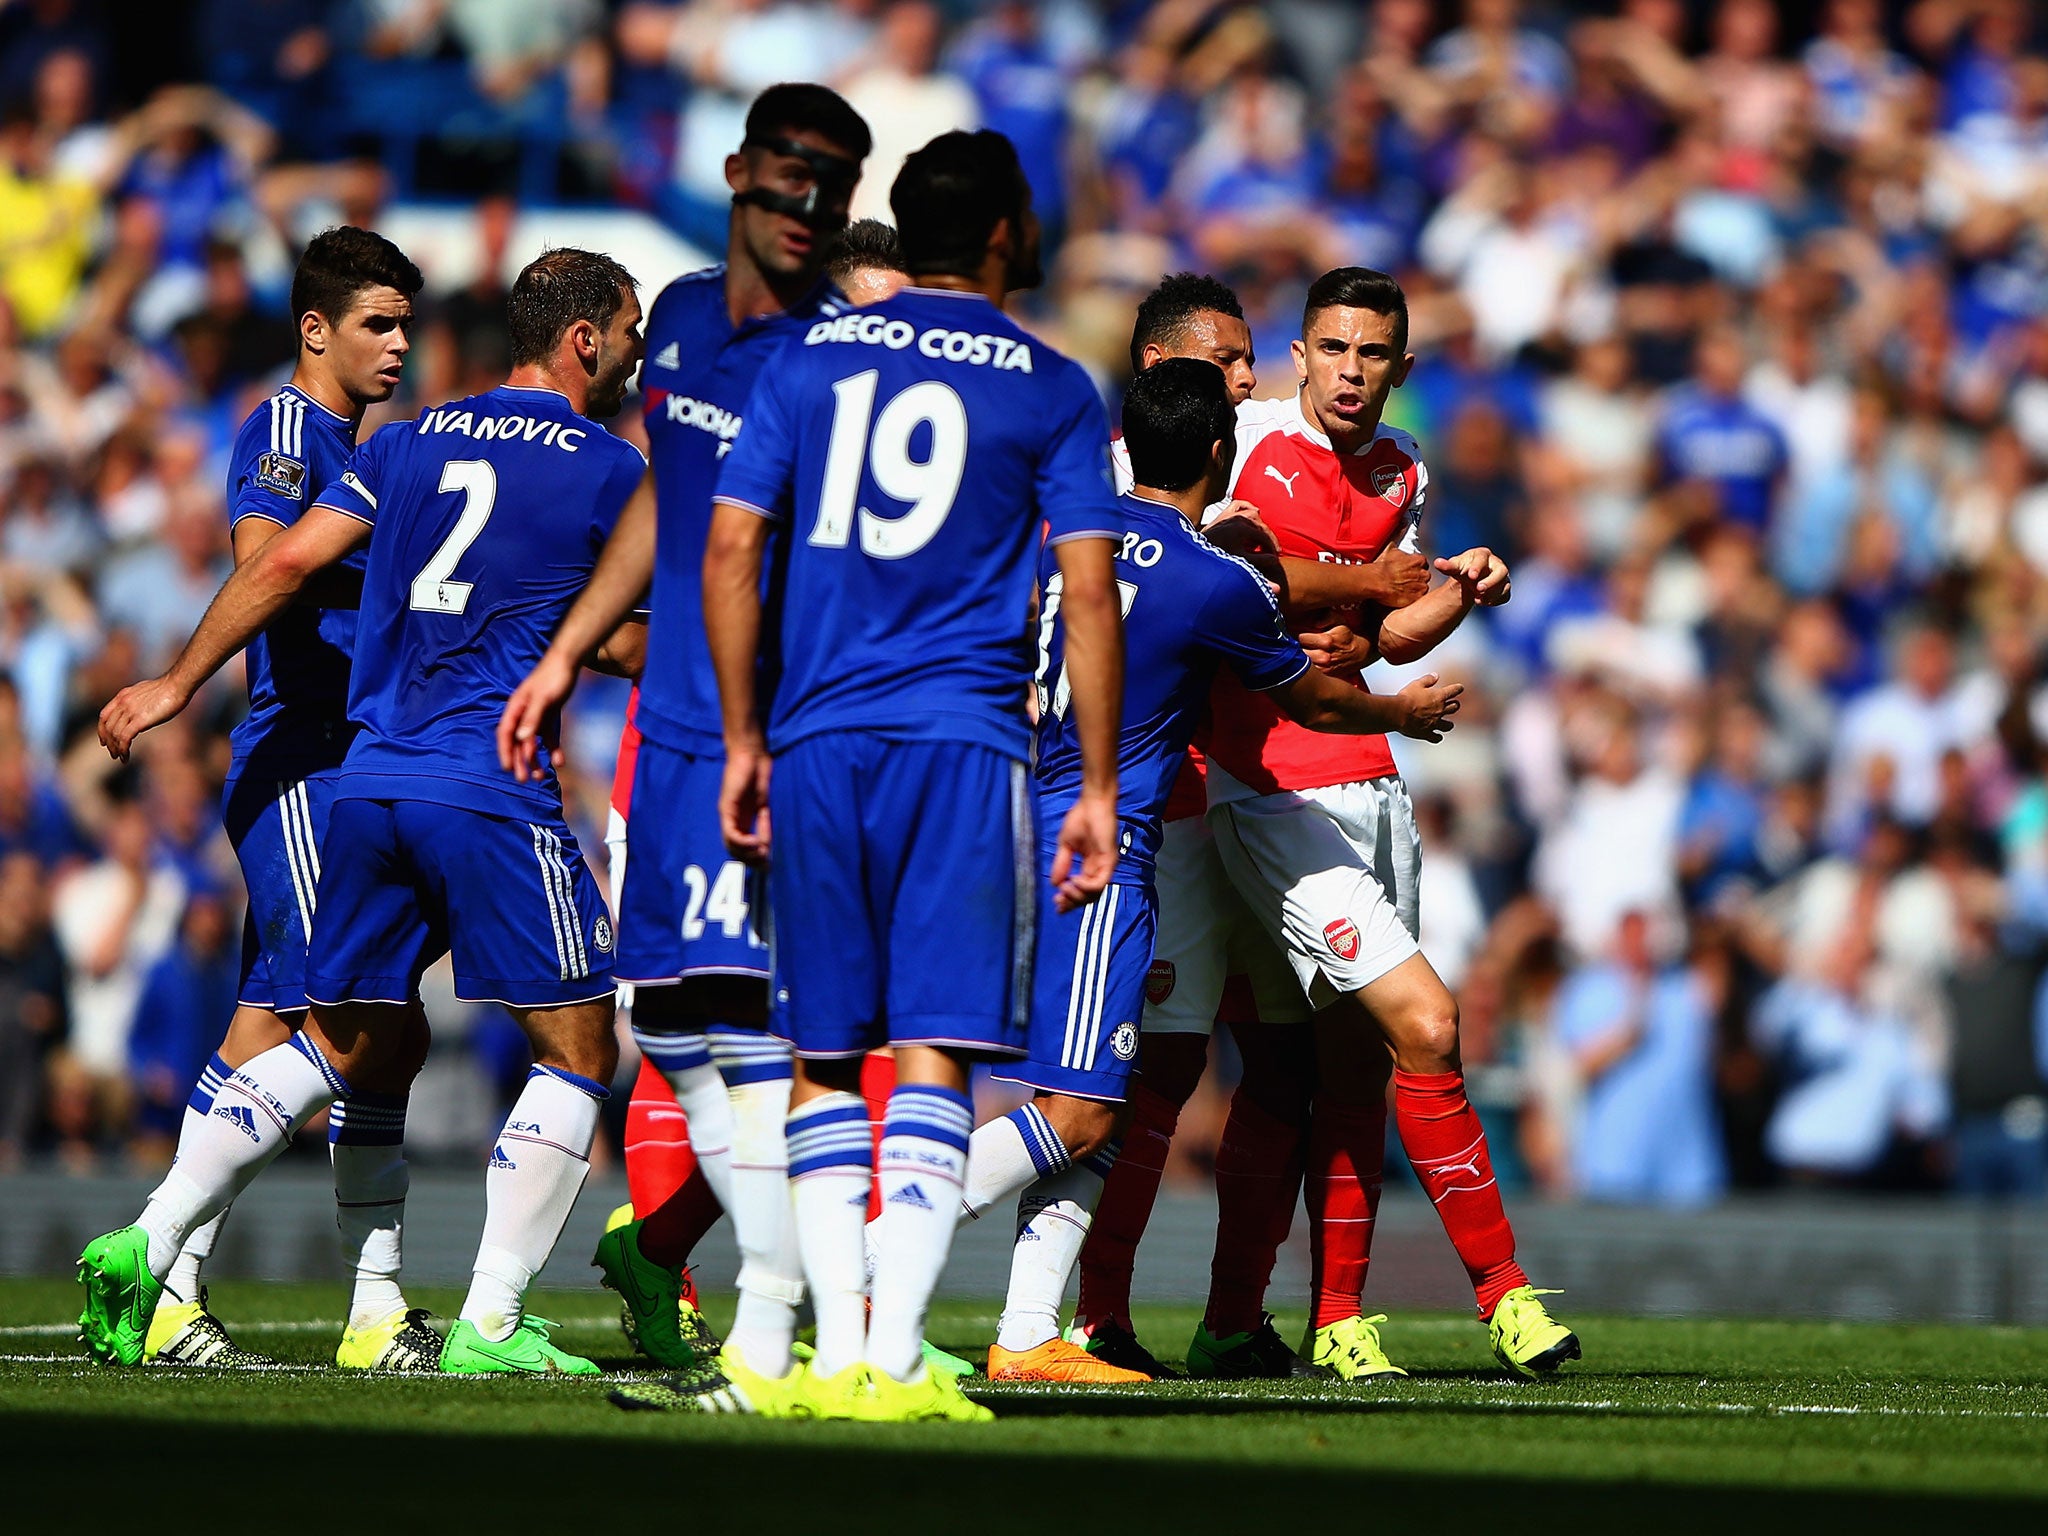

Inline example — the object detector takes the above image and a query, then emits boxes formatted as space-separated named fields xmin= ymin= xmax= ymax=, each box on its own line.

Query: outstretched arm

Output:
xmin=99 ymin=506 xmax=368 ymax=760
xmin=1272 ymin=668 xmax=1463 ymax=742
xmin=1048 ymin=535 xmax=1124 ymax=912
xmin=705 ymin=500 xmax=774 ymax=861
xmin=497 ymin=468 xmax=656 ymax=778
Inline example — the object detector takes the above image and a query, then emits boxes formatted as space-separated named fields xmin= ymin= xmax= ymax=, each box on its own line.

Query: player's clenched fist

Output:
xmin=99 ymin=676 xmax=190 ymax=762
xmin=1393 ymin=673 xmax=1463 ymax=743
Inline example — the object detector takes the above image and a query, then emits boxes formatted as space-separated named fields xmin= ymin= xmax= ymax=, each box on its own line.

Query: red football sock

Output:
xmin=1075 ymin=1081 xmax=1177 ymax=1327
xmin=1305 ymin=1094 xmax=1386 ymax=1330
xmin=1393 ymin=1068 xmax=1526 ymax=1317
xmin=624 ymin=1055 xmax=695 ymax=1216
xmin=1205 ymin=1092 xmax=1304 ymax=1337
xmin=639 ymin=1164 xmax=724 ymax=1269
xmin=860 ymin=1051 xmax=896 ymax=1221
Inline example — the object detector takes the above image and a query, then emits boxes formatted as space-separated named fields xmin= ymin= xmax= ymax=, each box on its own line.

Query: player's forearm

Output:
xmin=589 ymin=618 xmax=647 ymax=680
xmin=1376 ymin=579 xmax=1474 ymax=666
xmin=1275 ymin=669 xmax=1407 ymax=734
xmin=164 ymin=541 xmax=314 ymax=699
xmin=1271 ymin=555 xmax=1410 ymax=614
xmin=704 ymin=501 xmax=770 ymax=745
xmin=1052 ymin=538 xmax=1123 ymax=799
xmin=549 ymin=473 xmax=656 ymax=667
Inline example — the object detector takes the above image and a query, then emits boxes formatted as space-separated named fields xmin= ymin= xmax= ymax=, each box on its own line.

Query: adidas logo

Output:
xmin=214 ymin=1104 xmax=259 ymax=1142
xmin=489 ymin=1144 xmax=517 ymax=1171
xmin=652 ymin=341 xmax=680 ymax=370
xmin=887 ymin=1182 xmax=933 ymax=1210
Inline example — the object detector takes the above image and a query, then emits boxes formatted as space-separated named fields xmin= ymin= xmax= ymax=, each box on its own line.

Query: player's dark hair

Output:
xmin=506 ymin=248 xmax=638 ymax=367
xmin=1303 ymin=266 xmax=1408 ymax=351
xmin=289 ymin=226 xmax=422 ymax=339
xmin=745 ymin=82 xmax=873 ymax=161
xmin=823 ymin=219 xmax=906 ymax=286
xmin=891 ymin=130 xmax=1031 ymax=280
xmin=1121 ymin=358 xmax=1235 ymax=493
xmin=1130 ymin=272 xmax=1244 ymax=375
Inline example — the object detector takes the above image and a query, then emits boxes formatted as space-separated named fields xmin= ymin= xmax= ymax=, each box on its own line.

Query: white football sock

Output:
xmin=786 ymin=1091 xmax=872 ymax=1378
xmin=460 ymin=1065 xmax=606 ymax=1341
xmin=137 ymin=1036 xmax=347 ymax=1278
xmin=722 ymin=1071 xmax=801 ymax=1374
xmin=868 ymin=1084 xmax=973 ymax=1382
xmin=995 ymin=1157 xmax=1112 ymax=1353
xmin=330 ymin=1092 xmax=411 ymax=1329
xmin=161 ymin=1053 xmax=236 ymax=1304
xmin=633 ymin=1026 xmax=736 ymax=1210
xmin=963 ymin=1103 xmax=1071 ymax=1221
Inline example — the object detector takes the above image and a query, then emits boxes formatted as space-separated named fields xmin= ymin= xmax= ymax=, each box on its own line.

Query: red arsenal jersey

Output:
xmin=610 ymin=686 xmax=643 ymax=820
xmin=1204 ymin=392 xmax=1427 ymax=799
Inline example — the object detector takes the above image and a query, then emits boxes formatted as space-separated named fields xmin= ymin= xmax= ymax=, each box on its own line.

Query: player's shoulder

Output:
xmin=1232 ymin=393 xmax=1317 ymax=458
xmin=1132 ymin=494 xmax=1280 ymax=612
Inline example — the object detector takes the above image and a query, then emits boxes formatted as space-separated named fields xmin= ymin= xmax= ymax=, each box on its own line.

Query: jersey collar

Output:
xmin=279 ymin=381 xmax=352 ymax=424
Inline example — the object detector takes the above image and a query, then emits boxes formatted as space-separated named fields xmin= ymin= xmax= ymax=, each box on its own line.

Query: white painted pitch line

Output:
xmin=0 ymin=1316 xmax=621 ymax=1339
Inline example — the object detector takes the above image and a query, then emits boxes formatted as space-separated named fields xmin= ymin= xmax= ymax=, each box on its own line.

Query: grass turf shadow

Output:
xmin=6 ymin=1411 xmax=2041 ymax=1531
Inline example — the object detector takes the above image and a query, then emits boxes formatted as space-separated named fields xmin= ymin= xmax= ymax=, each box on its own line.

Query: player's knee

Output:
xmin=1397 ymin=999 xmax=1460 ymax=1073
xmin=1136 ymin=1031 xmax=1207 ymax=1106
xmin=1040 ymin=1094 xmax=1117 ymax=1161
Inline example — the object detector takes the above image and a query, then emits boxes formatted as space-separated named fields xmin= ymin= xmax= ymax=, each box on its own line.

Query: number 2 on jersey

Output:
xmin=809 ymin=369 xmax=968 ymax=558
xmin=410 ymin=459 xmax=495 ymax=614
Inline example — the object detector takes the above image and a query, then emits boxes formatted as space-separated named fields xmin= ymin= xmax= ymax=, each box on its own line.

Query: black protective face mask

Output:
xmin=733 ymin=136 xmax=861 ymax=232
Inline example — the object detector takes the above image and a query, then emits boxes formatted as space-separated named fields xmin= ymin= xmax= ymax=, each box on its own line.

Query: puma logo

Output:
xmin=1264 ymin=464 xmax=1301 ymax=496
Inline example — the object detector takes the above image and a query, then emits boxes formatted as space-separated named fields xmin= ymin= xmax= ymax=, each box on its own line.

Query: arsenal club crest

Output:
xmin=1369 ymin=462 xmax=1408 ymax=508
xmin=1144 ymin=959 xmax=1176 ymax=1004
xmin=1324 ymin=918 xmax=1361 ymax=962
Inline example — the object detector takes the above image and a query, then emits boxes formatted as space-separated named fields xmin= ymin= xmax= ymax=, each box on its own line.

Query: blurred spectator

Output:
xmin=127 ymin=886 xmax=238 ymax=1164
xmin=1655 ymin=324 xmax=1789 ymax=536
xmin=48 ymin=799 xmax=184 ymax=1162
xmin=1551 ymin=910 xmax=1727 ymax=1206
xmin=844 ymin=2 xmax=979 ymax=223
xmin=0 ymin=849 xmax=63 ymax=1167
xmin=0 ymin=98 xmax=98 ymax=337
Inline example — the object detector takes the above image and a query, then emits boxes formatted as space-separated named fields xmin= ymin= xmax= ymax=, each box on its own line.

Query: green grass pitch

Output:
xmin=4 ymin=1276 xmax=2045 ymax=1530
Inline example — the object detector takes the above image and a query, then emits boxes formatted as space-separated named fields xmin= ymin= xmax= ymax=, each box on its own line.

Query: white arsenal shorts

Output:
xmin=1141 ymin=815 xmax=1310 ymax=1035
xmin=1209 ymin=774 xmax=1421 ymax=1007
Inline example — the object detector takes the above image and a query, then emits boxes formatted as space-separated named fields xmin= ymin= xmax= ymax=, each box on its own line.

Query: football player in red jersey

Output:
xmin=1075 ymin=274 xmax=1433 ymax=1379
xmin=1200 ymin=267 xmax=1578 ymax=1380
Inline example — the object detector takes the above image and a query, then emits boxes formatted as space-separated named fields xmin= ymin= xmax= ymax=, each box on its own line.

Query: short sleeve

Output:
xmin=229 ymin=408 xmax=311 ymax=530
xmin=1202 ymin=559 xmax=1311 ymax=693
xmin=712 ymin=345 xmax=801 ymax=522
xmin=590 ymin=443 xmax=650 ymax=552
xmin=313 ymin=424 xmax=400 ymax=525
xmin=1395 ymin=453 xmax=1427 ymax=555
xmin=1037 ymin=366 xmax=1123 ymax=546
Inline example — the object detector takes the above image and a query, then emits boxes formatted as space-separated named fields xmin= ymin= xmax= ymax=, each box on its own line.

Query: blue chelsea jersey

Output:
xmin=635 ymin=265 xmax=846 ymax=752
xmin=225 ymin=383 xmax=366 ymax=775
xmin=1034 ymin=492 xmax=1308 ymax=883
xmin=312 ymin=385 xmax=647 ymax=818
xmin=715 ymin=287 xmax=1123 ymax=761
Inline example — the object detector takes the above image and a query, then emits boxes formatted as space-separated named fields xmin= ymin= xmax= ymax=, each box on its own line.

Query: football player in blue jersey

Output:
xmin=82 ymin=249 xmax=651 ymax=1378
xmin=71 ymin=227 xmax=438 ymax=1372
xmin=501 ymin=85 xmax=876 ymax=1398
xmin=961 ymin=358 xmax=1461 ymax=1383
xmin=705 ymin=129 xmax=1130 ymax=1423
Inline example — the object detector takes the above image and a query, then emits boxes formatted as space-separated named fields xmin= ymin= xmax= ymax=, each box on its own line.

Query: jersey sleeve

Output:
xmin=1395 ymin=451 xmax=1428 ymax=555
xmin=589 ymin=441 xmax=650 ymax=551
xmin=1037 ymin=366 xmax=1123 ymax=546
xmin=1202 ymin=558 xmax=1311 ymax=692
xmin=228 ymin=407 xmax=311 ymax=530
xmin=712 ymin=345 xmax=801 ymax=521
xmin=312 ymin=423 xmax=400 ymax=525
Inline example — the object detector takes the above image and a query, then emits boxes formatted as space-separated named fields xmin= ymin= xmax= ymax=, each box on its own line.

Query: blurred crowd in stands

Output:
xmin=1 ymin=0 xmax=2046 ymax=1204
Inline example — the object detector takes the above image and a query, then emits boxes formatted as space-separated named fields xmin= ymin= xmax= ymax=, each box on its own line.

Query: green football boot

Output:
xmin=591 ymin=1215 xmax=698 ymax=1368
xmin=77 ymin=1226 xmax=162 ymax=1367
xmin=853 ymin=1364 xmax=993 ymax=1423
xmin=1186 ymin=1313 xmax=1332 ymax=1380
xmin=439 ymin=1315 xmax=601 ymax=1376
xmin=1307 ymin=1314 xmax=1408 ymax=1381
xmin=1487 ymin=1286 xmax=1580 ymax=1379
xmin=922 ymin=1339 xmax=978 ymax=1379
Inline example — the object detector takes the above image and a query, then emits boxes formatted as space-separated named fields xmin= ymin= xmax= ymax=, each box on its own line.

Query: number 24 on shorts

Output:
xmin=681 ymin=861 xmax=759 ymax=947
